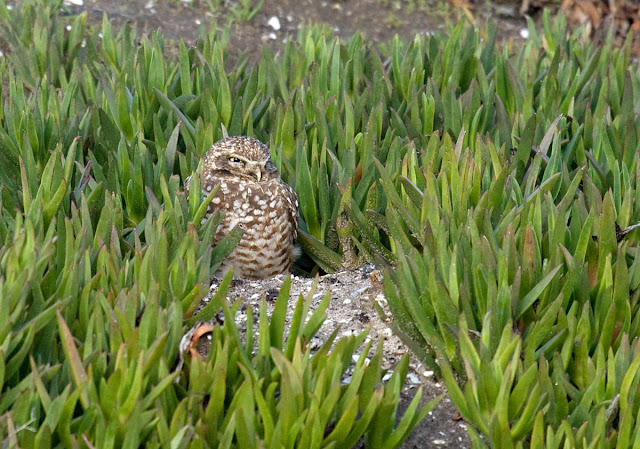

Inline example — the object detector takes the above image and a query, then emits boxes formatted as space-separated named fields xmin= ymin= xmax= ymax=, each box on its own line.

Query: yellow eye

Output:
xmin=228 ymin=157 xmax=242 ymax=163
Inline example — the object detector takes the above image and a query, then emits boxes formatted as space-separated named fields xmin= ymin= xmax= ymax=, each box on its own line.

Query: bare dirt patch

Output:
xmin=64 ymin=0 xmax=530 ymax=59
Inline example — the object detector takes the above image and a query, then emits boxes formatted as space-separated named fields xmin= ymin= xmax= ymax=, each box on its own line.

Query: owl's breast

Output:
xmin=205 ymin=177 xmax=298 ymax=279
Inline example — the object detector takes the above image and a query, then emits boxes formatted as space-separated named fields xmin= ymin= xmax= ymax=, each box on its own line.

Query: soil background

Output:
xmin=58 ymin=0 xmax=532 ymax=447
xmin=63 ymin=0 xmax=531 ymax=59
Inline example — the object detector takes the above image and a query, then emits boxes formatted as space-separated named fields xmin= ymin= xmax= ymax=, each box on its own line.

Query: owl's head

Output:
xmin=203 ymin=136 xmax=279 ymax=182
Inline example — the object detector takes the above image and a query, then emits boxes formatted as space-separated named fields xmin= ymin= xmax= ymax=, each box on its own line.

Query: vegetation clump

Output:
xmin=0 ymin=1 xmax=435 ymax=447
xmin=3 ymin=0 xmax=640 ymax=447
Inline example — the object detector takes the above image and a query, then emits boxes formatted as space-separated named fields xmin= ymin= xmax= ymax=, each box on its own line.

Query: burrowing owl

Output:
xmin=186 ymin=136 xmax=299 ymax=279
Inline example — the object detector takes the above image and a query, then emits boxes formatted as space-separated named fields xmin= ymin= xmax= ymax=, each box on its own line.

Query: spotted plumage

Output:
xmin=186 ymin=136 xmax=298 ymax=279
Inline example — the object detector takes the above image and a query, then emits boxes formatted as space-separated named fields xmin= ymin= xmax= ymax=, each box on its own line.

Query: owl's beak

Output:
xmin=251 ymin=163 xmax=262 ymax=182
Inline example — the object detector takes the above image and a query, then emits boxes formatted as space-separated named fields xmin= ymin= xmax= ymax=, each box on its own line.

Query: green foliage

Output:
xmin=5 ymin=0 xmax=640 ymax=446
xmin=0 ymin=0 xmax=431 ymax=447
xmin=204 ymin=0 xmax=264 ymax=22
xmin=369 ymin=11 xmax=640 ymax=449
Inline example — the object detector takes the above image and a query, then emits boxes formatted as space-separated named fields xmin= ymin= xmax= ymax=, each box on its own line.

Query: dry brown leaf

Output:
xmin=447 ymin=0 xmax=474 ymax=8
xmin=188 ymin=322 xmax=214 ymax=358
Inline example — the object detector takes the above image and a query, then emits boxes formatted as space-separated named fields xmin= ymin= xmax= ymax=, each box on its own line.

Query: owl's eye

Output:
xmin=228 ymin=157 xmax=242 ymax=163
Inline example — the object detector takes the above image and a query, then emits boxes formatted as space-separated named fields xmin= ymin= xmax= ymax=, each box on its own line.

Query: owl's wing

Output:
xmin=282 ymin=182 xmax=299 ymax=236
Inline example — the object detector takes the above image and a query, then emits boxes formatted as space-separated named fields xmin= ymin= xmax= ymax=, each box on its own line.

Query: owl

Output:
xmin=186 ymin=136 xmax=299 ymax=279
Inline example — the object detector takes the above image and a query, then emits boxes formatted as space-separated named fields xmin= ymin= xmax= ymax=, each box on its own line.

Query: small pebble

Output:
xmin=374 ymin=294 xmax=388 ymax=306
xmin=495 ymin=5 xmax=516 ymax=17
xmin=433 ymin=440 xmax=446 ymax=445
xmin=520 ymin=28 xmax=529 ymax=39
xmin=267 ymin=16 xmax=281 ymax=31
xmin=351 ymin=286 xmax=369 ymax=297
xmin=407 ymin=373 xmax=420 ymax=384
